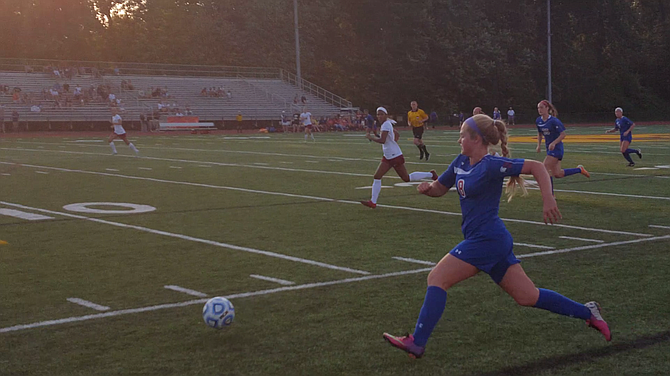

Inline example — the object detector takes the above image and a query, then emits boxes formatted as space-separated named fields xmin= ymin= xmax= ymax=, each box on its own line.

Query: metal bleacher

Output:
xmin=0 ymin=58 xmax=352 ymax=126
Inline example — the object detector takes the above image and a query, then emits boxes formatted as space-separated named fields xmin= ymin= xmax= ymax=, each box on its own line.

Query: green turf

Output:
xmin=0 ymin=125 xmax=669 ymax=375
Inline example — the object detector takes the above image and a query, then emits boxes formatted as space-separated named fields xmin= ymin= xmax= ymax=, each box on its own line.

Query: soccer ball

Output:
xmin=202 ymin=297 xmax=235 ymax=329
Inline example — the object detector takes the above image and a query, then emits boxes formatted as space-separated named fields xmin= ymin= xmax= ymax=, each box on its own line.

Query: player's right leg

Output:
xmin=361 ymin=161 xmax=392 ymax=208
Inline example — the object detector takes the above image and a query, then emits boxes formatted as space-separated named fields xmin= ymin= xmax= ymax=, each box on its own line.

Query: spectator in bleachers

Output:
xmin=74 ymin=85 xmax=82 ymax=100
xmin=185 ymin=106 xmax=194 ymax=115
xmin=293 ymin=94 xmax=299 ymax=104
xmin=301 ymin=94 xmax=307 ymax=104
xmin=0 ymin=105 xmax=5 ymax=133
xmin=200 ymin=87 xmax=208 ymax=96
xmin=11 ymin=110 xmax=19 ymax=132
xmin=140 ymin=113 xmax=148 ymax=132
xmin=175 ymin=109 xmax=184 ymax=116
xmin=226 ymin=90 xmax=232 ymax=99
xmin=108 ymin=93 xmax=116 ymax=103
xmin=30 ymin=105 xmax=41 ymax=113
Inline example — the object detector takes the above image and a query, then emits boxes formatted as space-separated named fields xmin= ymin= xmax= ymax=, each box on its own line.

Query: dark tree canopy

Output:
xmin=1 ymin=0 xmax=669 ymax=120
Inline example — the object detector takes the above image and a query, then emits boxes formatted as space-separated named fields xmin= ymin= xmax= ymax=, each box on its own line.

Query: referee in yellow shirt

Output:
xmin=407 ymin=101 xmax=431 ymax=160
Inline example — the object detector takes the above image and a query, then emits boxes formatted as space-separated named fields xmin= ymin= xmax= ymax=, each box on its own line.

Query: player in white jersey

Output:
xmin=300 ymin=108 xmax=315 ymax=141
xmin=108 ymin=108 xmax=139 ymax=156
xmin=361 ymin=107 xmax=438 ymax=208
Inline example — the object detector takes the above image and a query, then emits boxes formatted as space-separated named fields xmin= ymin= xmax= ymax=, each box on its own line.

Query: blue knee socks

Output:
xmin=622 ymin=152 xmax=634 ymax=163
xmin=413 ymin=286 xmax=447 ymax=346
xmin=533 ymin=288 xmax=591 ymax=320
xmin=563 ymin=167 xmax=581 ymax=177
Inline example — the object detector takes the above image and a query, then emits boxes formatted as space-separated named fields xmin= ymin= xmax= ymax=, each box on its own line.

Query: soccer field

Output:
xmin=1 ymin=125 xmax=669 ymax=375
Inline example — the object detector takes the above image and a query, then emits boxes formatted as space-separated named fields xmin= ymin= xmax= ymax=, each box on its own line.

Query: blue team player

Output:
xmin=535 ymin=100 xmax=590 ymax=194
xmin=363 ymin=109 xmax=379 ymax=139
xmin=606 ymin=107 xmax=642 ymax=167
xmin=382 ymin=114 xmax=611 ymax=359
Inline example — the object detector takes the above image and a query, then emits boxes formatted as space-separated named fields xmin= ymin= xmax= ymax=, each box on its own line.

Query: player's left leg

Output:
xmin=393 ymin=163 xmax=437 ymax=183
xmin=499 ymin=264 xmax=611 ymax=341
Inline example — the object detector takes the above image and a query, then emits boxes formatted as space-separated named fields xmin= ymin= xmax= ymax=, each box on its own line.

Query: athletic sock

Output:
xmin=563 ymin=167 xmax=581 ymax=177
xmin=625 ymin=148 xmax=639 ymax=155
xmin=371 ymin=179 xmax=382 ymax=204
xmin=623 ymin=152 xmax=634 ymax=163
xmin=417 ymin=144 xmax=424 ymax=158
xmin=422 ymin=145 xmax=429 ymax=154
xmin=109 ymin=142 xmax=117 ymax=154
xmin=310 ymin=133 xmax=315 ymax=141
xmin=129 ymin=143 xmax=139 ymax=153
xmin=412 ymin=286 xmax=447 ymax=347
xmin=409 ymin=171 xmax=433 ymax=181
xmin=533 ymin=288 xmax=591 ymax=320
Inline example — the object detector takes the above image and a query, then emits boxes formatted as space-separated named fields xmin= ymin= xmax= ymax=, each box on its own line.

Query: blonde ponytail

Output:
xmin=493 ymin=119 xmax=527 ymax=202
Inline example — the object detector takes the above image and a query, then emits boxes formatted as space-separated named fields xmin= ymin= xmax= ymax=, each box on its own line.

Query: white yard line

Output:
xmin=138 ymin=167 xmax=153 ymax=171
xmin=526 ymin=187 xmax=670 ymax=201
xmin=105 ymin=168 xmax=120 ymax=172
xmin=0 ymin=147 xmax=401 ymax=180
xmin=0 ymin=201 xmax=370 ymax=276
xmin=169 ymin=166 xmax=182 ymax=169
xmin=558 ymin=236 xmax=605 ymax=243
xmin=35 ymin=171 xmax=49 ymax=174
xmin=4 ymin=232 xmax=670 ymax=334
xmin=66 ymin=298 xmax=110 ymax=311
xmin=514 ymin=242 xmax=555 ymax=250
xmin=0 ymin=208 xmax=54 ymax=221
xmin=0 ymin=161 xmax=654 ymax=238
xmin=249 ymin=274 xmax=295 ymax=286
xmin=649 ymin=224 xmax=670 ymax=230
xmin=517 ymin=235 xmax=670 ymax=259
xmin=164 ymin=285 xmax=208 ymax=297
xmin=392 ymin=256 xmax=436 ymax=266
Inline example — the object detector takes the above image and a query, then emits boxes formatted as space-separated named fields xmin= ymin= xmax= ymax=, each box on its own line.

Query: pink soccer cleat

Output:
xmin=585 ymin=301 xmax=611 ymax=341
xmin=578 ymin=165 xmax=591 ymax=178
xmin=383 ymin=333 xmax=425 ymax=359
xmin=360 ymin=200 xmax=377 ymax=209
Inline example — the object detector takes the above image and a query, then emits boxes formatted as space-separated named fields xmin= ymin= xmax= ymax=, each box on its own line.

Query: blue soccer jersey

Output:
xmin=536 ymin=116 xmax=565 ymax=149
xmin=438 ymin=154 xmax=525 ymax=239
xmin=615 ymin=116 xmax=633 ymax=135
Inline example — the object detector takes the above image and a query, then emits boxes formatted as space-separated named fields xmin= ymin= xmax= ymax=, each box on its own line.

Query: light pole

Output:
xmin=293 ymin=0 xmax=302 ymax=84
xmin=547 ymin=0 xmax=552 ymax=102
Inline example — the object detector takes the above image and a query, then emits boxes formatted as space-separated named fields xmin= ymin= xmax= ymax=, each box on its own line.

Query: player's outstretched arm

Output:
xmin=521 ymin=159 xmax=562 ymax=224
xmin=417 ymin=180 xmax=448 ymax=197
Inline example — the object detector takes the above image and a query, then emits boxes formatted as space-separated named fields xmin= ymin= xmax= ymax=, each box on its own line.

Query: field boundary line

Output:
xmin=0 ymin=201 xmax=370 ymax=276
xmin=0 ymin=161 xmax=654 ymax=238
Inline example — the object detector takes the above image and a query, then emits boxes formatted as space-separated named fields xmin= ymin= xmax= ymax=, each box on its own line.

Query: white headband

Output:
xmin=376 ymin=106 xmax=388 ymax=114
xmin=615 ymin=107 xmax=623 ymax=112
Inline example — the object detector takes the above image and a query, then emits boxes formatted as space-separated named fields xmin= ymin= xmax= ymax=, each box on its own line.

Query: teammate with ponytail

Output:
xmin=383 ymin=114 xmax=611 ymax=359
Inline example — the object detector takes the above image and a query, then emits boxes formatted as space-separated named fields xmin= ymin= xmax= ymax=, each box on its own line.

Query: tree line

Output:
xmin=1 ymin=0 xmax=669 ymax=121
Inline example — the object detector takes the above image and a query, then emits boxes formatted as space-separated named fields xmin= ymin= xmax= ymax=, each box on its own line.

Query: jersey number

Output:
xmin=457 ymin=179 xmax=466 ymax=198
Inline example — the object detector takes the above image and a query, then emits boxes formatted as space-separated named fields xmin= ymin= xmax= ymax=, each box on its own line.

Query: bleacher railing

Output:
xmin=0 ymin=58 xmax=282 ymax=79
xmin=279 ymin=70 xmax=352 ymax=109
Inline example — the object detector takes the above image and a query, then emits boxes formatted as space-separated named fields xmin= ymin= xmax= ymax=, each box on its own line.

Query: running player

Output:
xmin=407 ymin=101 xmax=431 ymax=161
xmin=606 ymin=107 xmax=642 ymax=166
xmin=108 ymin=108 xmax=139 ymax=156
xmin=361 ymin=107 xmax=438 ymax=208
xmin=535 ymin=100 xmax=590 ymax=194
xmin=291 ymin=111 xmax=300 ymax=133
xmin=382 ymin=114 xmax=611 ymax=358
xmin=300 ymin=108 xmax=315 ymax=142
